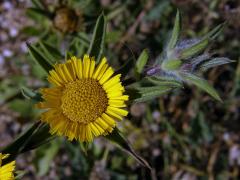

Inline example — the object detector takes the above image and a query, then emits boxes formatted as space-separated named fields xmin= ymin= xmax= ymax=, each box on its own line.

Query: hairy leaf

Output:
xmin=181 ymin=73 xmax=222 ymax=101
xmin=167 ymin=10 xmax=181 ymax=50
xmin=199 ymin=57 xmax=234 ymax=72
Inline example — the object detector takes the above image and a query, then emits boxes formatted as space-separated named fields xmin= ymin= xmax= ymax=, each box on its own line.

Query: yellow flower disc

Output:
xmin=0 ymin=153 xmax=15 ymax=180
xmin=37 ymin=55 xmax=129 ymax=142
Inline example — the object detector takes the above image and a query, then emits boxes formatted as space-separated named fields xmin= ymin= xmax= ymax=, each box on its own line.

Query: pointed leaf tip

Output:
xmin=181 ymin=73 xmax=222 ymax=102
xmin=167 ymin=10 xmax=181 ymax=51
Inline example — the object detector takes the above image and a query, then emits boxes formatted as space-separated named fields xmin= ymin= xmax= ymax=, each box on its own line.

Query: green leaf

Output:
xmin=180 ymin=23 xmax=225 ymax=59
xmin=199 ymin=57 xmax=234 ymax=72
xmin=27 ymin=43 xmax=53 ymax=73
xmin=76 ymin=32 xmax=90 ymax=47
xmin=181 ymin=73 xmax=222 ymax=101
xmin=87 ymin=13 xmax=107 ymax=63
xmin=21 ymin=124 xmax=56 ymax=153
xmin=39 ymin=41 xmax=63 ymax=63
xmin=202 ymin=22 xmax=226 ymax=41
xmin=146 ymin=76 xmax=182 ymax=87
xmin=161 ymin=59 xmax=182 ymax=70
xmin=135 ymin=49 xmax=149 ymax=75
xmin=21 ymin=86 xmax=42 ymax=102
xmin=1 ymin=122 xmax=41 ymax=164
xmin=128 ymin=85 xmax=174 ymax=103
xmin=21 ymin=26 xmax=41 ymax=36
xmin=105 ymin=128 xmax=151 ymax=169
xmin=7 ymin=99 xmax=35 ymax=118
xmin=1 ymin=122 xmax=56 ymax=166
xmin=180 ymin=39 xmax=209 ymax=59
xmin=34 ymin=140 xmax=60 ymax=176
xmin=167 ymin=10 xmax=181 ymax=50
xmin=27 ymin=8 xmax=53 ymax=19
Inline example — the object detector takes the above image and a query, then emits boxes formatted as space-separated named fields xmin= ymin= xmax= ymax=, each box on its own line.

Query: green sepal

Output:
xmin=180 ymin=39 xmax=209 ymax=59
xmin=161 ymin=59 xmax=182 ymax=70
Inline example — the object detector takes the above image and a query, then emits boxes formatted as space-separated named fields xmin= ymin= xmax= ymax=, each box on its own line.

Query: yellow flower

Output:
xmin=0 ymin=153 xmax=15 ymax=180
xmin=37 ymin=55 xmax=129 ymax=142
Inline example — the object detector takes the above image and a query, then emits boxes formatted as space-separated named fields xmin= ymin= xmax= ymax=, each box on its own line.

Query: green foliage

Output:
xmin=180 ymin=73 xmax=222 ymax=101
xmin=27 ymin=43 xmax=53 ymax=73
xmin=87 ymin=13 xmax=107 ymax=63
xmin=106 ymin=128 xmax=151 ymax=169
xmin=1 ymin=1 xmax=237 ymax=179
xmin=34 ymin=140 xmax=61 ymax=176
xmin=135 ymin=49 xmax=149 ymax=75
xmin=200 ymin=57 xmax=234 ymax=72
xmin=180 ymin=39 xmax=209 ymax=59
xmin=167 ymin=10 xmax=181 ymax=51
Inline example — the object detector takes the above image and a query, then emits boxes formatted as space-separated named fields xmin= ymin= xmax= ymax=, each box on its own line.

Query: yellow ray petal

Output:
xmin=103 ymin=74 xmax=121 ymax=90
xmin=101 ymin=113 xmax=116 ymax=126
xmin=89 ymin=59 xmax=96 ymax=78
xmin=83 ymin=55 xmax=91 ymax=78
xmin=96 ymin=64 xmax=108 ymax=80
xmin=108 ymin=106 xmax=128 ymax=116
xmin=106 ymin=107 xmax=123 ymax=120
xmin=99 ymin=67 xmax=114 ymax=85
xmin=95 ymin=117 xmax=109 ymax=130
xmin=110 ymin=95 xmax=129 ymax=101
xmin=90 ymin=123 xmax=100 ymax=136
xmin=93 ymin=57 xmax=107 ymax=79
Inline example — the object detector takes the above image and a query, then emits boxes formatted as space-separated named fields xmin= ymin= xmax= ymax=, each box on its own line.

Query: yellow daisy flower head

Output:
xmin=37 ymin=55 xmax=129 ymax=142
xmin=0 ymin=153 xmax=15 ymax=180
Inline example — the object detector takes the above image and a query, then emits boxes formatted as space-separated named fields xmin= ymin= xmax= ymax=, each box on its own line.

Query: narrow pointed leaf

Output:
xmin=87 ymin=13 xmax=107 ymax=63
xmin=27 ymin=8 xmax=54 ymax=19
xmin=39 ymin=41 xmax=63 ymax=63
xmin=146 ymin=77 xmax=182 ymax=87
xmin=181 ymin=73 xmax=222 ymax=101
xmin=106 ymin=128 xmax=151 ymax=169
xmin=134 ymin=86 xmax=174 ymax=103
xmin=202 ymin=22 xmax=226 ymax=40
xmin=167 ymin=10 xmax=181 ymax=50
xmin=1 ymin=122 xmax=41 ymax=163
xmin=21 ymin=124 xmax=56 ymax=153
xmin=199 ymin=57 xmax=234 ymax=72
xmin=21 ymin=86 xmax=42 ymax=102
xmin=135 ymin=49 xmax=149 ymax=74
xmin=27 ymin=43 xmax=53 ymax=73
xmin=180 ymin=39 xmax=209 ymax=59
xmin=180 ymin=23 xmax=225 ymax=59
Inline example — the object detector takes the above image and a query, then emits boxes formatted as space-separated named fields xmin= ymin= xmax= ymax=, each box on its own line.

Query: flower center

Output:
xmin=61 ymin=79 xmax=108 ymax=124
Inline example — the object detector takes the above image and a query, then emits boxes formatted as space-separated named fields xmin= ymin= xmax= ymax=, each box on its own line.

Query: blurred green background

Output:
xmin=0 ymin=0 xmax=239 ymax=179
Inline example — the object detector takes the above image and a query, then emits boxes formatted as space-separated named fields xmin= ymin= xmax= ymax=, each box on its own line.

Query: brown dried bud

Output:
xmin=53 ymin=7 xmax=83 ymax=33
